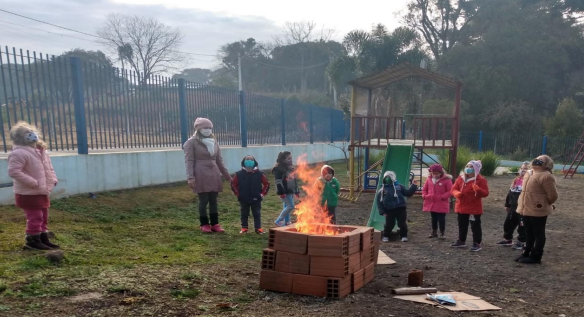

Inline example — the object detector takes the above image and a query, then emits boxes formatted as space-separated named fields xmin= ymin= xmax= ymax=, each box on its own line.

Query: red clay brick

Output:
xmin=261 ymin=248 xmax=276 ymax=270
xmin=364 ymin=262 xmax=375 ymax=284
xmin=275 ymin=251 xmax=310 ymax=275
xmin=345 ymin=230 xmax=362 ymax=255
xmin=352 ymin=268 xmax=365 ymax=292
xmin=260 ymin=270 xmax=294 ymax=293
xmin=310 ymin=253 xmax=359 ymax=278
xmin=292 ymin=274 xmax=328 ymax=297
xmin=373 ymin=229 xmax=381 ymax=264
xmin=327 ymin=276 xmax=352 ymax=298
xmin=307 ymin=235 xmax=348 ymax=257
xmin=272 ymin=229 xmax=308 ymax=254
xmin=359 ymin=227 xmax=374 ymax=251
xmin=360 ymin=245 xmax=374 ymax=269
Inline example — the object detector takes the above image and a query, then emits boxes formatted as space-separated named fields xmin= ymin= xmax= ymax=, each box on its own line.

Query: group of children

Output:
xmin=7 ymin=119 xmax=559 ymax=265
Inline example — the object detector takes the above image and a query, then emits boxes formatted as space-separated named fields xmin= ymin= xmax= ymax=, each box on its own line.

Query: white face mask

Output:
xmin=200 ymin=129 xmax=212 ymax=137
xmin=25 ymin=132 xmax=39 ymax=143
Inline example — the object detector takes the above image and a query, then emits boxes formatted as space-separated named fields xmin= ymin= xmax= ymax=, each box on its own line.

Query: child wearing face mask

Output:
xmin=272 ymin=151 xmax=300 ymax=226
xmin=7 ymin=122 xmax=60 ymax=250
xmin=231 ymin=155 xmax=270 ymax=234
xmin=376 ymin=171 xmax=418 ymax=242
xmin=422 ymin=164 xmax=453 ymax=239
xmin=497 ymin=162 xmax=530 ymax=249
xmin=451 ymin=160 xmax=489 ymax=252
xmin=316 ymin=165 xmax=340 ymax=224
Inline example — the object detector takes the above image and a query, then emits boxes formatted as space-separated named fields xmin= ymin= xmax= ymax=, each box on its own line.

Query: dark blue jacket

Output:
xmin=231 ymin=158 xmax=270 ymax=203
xmin=376 ymin=182 xmax=418 ymax=214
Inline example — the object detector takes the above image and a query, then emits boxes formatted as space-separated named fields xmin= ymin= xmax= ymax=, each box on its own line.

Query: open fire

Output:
xmin=291 ymin=154 xmax=337 ymax=235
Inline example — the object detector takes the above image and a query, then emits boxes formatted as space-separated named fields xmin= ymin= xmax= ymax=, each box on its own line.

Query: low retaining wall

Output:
xmin=0 ymin=143 xmax=345 ymax=205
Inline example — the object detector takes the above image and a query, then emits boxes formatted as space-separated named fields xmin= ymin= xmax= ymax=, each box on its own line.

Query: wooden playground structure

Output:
xmin=342 ymin=63 xmax=463 ymax=200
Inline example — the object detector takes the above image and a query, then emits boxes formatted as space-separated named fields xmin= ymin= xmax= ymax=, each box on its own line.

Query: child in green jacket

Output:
xmin=317 ymin=165 xmax=340 ymax=224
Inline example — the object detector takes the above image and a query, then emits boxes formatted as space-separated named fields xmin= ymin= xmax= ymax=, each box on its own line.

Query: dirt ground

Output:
xmin=2 ymin=174 xmax=583 ymax=317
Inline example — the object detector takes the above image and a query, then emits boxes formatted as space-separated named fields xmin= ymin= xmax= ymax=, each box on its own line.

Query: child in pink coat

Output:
xmin=422 ymin=164 xmax=453 ymax=239
xmin=7 ymin=122 xmax=59 ymax=250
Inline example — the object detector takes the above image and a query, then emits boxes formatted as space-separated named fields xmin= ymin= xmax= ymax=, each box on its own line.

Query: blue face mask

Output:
xmin=244 ymin=160 xmax=255 ymax=168
xmin=465 ymin=168 xmax=475 ymax=174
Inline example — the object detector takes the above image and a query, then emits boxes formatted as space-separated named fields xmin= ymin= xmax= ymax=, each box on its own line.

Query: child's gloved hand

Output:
xmin=453 ymin=191 xmax=462 ymax=199
xmin=472 ymin=183 xmax=480 ymax=191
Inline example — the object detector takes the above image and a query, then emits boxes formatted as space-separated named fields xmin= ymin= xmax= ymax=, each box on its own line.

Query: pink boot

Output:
xmin=211 ymin=224 xmax=225 ymax=233
xmin=200 ymin=224 xmax=212 ymax=233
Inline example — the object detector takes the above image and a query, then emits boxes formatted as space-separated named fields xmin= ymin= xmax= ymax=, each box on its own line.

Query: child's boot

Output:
xmin=519 ymin=250 xmax=542 ymax=264
xmin=40 ymin=232 xmax=60 ymax=249
xmin=211 ymin=224 xmax=225 ymax=233
xmin=514 ymin=249 xmax=530 ymax=262
xmin=24 ymin=234 xmax=52 ymax=250
xmin=428 ymin=230 xmax=438 ymax=238
xmin=439 ymin=231 xmax=446 ymax=239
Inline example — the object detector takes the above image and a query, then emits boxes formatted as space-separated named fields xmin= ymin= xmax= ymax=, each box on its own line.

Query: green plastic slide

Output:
xmin=366 ymin=144 xmax=414 ymax=231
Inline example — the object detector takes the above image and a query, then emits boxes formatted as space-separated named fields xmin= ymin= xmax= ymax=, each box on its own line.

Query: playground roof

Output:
xmin=349 ymin=63 xmax=460 ymax=89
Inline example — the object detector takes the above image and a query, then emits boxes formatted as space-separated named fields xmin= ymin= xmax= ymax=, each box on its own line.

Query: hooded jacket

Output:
xmin=231 ymin=157 xmax=270 ymax=203
xmin=8 ymin=145 xmax=58 ymax=196
xmin=316 ymin=165 xmax=340 ymax=207
xmin=422 ymin=173 xmax=453 ymax=213
xmin=272 ymin=164 xmax=299 ymax=195
xmin=376 ymin=171 xmax=417 ymax=213
xmin=517 ymin=170 xmax=558 ymax=217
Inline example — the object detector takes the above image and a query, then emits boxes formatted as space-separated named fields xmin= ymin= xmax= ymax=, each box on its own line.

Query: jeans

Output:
xmin=198 ymin=192 xmax=219 ymax=226
xmin=384 ymin=207 xmax=408 ymax=238
xmin=23 ymin=208 xmax=49 ymax=235
xmin=431 ymin=212 xmax=446 ymax=232
xmin=276 ymin=194 xmax=294 ymax=224
xmin=523 ymin=215 xmax=547 ymax=255
xmin=240 ymin=201 xmax=262 ymax=229
xmin=503 ymin=210 xmax=525 ymax=242
xmin=458 ymin=213 xmax=482 ymax=244
xmin=326 ymin=206 xmax=337 ymax=224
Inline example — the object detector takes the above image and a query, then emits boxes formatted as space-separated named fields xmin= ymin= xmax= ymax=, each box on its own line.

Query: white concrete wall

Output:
xmin=0 ymin=143 xmax=346 ymax=205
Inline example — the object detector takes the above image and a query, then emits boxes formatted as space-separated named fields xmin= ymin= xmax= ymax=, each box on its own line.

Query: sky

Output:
xmin=0 ymin=0 xmax=411 ymax=70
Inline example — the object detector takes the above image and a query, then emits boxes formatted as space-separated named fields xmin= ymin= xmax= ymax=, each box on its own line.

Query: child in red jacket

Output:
xmin=450 ymin=160 xmax=489 ymax=252
xmin=422 ymin=164 xmax=452 ymax=239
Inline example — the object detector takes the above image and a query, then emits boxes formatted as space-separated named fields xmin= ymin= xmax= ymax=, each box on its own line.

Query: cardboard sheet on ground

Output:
xmin=394 ymin=292 xmax=502 ymax=312
xmin=376 ymin=250 xmax=396 ymax=265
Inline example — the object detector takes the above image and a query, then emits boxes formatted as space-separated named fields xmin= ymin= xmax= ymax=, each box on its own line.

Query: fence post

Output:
xmin=401 ymin=120 xmax=406 ymax=139
xmin=309 ymin=105 xmax=314 ymax=144
xmin=280 ymin=99 xmax=286 ymax=145
xmin=542 ymin=135 xmax=548 ymax=155
xmin=478 ymin=130 xmax=483 ymax=152
xmin=330 ymin=108 xmax=334 ymax=143
xmin=70 ymin=57 xmax=88 ymax=154
xmin=178 ymin=79 xmax=188 ymax=146
xmin=240 ymin=91 xmax=247 ymax=147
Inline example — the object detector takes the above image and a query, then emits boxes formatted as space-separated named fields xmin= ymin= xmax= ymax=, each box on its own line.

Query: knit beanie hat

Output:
xmin=194 ymin=118 xmax=213 ymax=131
xmin=429 ymin=164 xmax=444 ymax=174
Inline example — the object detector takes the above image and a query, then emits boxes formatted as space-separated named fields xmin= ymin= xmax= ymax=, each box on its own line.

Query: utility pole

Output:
xmin=238 ymin=53 xmax=243 ymax=91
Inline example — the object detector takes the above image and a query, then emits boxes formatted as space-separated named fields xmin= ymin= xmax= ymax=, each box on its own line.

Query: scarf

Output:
xmin=201 ymin=137 xmax=216 ymax=156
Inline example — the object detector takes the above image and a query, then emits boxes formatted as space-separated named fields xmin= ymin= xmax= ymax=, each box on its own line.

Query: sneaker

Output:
xmin=255 ymin=228 xmax=265 ymax=235
xmin=439 ymin=233 xmax=446 ymax=240
xmin=512 ymin=242 xmax=524 ymax=250
xmin=428 ymin=231 xmax=438 ymax=238
xmin=200 ymin=224 xmax=212 ymax=233
xmin=274 ymin=220 xmax=285 ymax=227
xmin=382 ymin=237 xmax=389 ymax=242
xmin=211 ymin=224 xmax=225 ymax=233
xmin=285 ymin=222 xmax=292 ymax=226
xmin=450 ymin=240 xmax=466 ymax=248
xmin=240 ymin=228 xmax=249 ymax=234
xmin=496 ymin=239 xmax=513 ymax=246
xmin=470 ymin=243 xmax=482 ymax=252
xmin=401 ymin=237 xmax=408 ymax=242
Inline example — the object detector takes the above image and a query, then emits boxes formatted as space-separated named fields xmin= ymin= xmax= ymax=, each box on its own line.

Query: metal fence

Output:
xmin=0 ymin=45 xmax=349 ymax=153
xmin=460 ymin=130 xmax=579 ymax=163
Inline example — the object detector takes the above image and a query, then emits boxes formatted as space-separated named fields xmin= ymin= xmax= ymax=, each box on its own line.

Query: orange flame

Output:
xmin=292 ymin=154 xmax=337 ymax=235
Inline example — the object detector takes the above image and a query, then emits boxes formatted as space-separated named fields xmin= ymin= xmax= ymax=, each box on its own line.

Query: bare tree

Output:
xmin=97 ymin=14 xmax=185 ymax=84
xmin=274 ymin=21 xmax=336 ymax=93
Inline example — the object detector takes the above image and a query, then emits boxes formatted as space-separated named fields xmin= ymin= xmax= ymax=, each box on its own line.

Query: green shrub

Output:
xmin=510 ymin=147 xmax=529 ymax=161
xmin=367 ymin=150 xmax=385 ymax=167
xmin=439 ymin=146 xmax=472 ymax=174
xmin=478 ymin=151 xmax=501 ymax=176
xmin=508 ymin=166 xmax=519 ymax=173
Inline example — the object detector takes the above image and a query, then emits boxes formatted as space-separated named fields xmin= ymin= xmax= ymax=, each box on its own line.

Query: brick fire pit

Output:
xmin=260 ymin=225 xmax=381 ymax=298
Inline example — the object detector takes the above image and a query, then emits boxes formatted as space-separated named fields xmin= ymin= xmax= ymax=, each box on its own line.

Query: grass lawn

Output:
xmin=0 ymin=161 xmax=351 ymax=315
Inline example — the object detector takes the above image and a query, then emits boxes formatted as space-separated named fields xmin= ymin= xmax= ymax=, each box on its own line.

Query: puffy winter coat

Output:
xmin=376 ymin=182 xmax=418 ymax=214
xmin=231 ymin=163 xmax=270 ymax=204
xmin=451 ymin=174 xmax=489 ymax=215
xmin=273 ymin=165 xmax=299 ymax=195
xmin=7 ymin=145 xmax=58 ymax=195
xmin=422 ymin=174 xmax=453 ymax=213
xmin=517 ymin=170 xmax=558 ymax=217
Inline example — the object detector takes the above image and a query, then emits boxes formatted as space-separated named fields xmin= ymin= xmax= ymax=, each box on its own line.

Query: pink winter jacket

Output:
xmin=7 ymin=145 xmax=58 ymax=196
xmin=422 ymin=174 xmax=453 ymax=213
